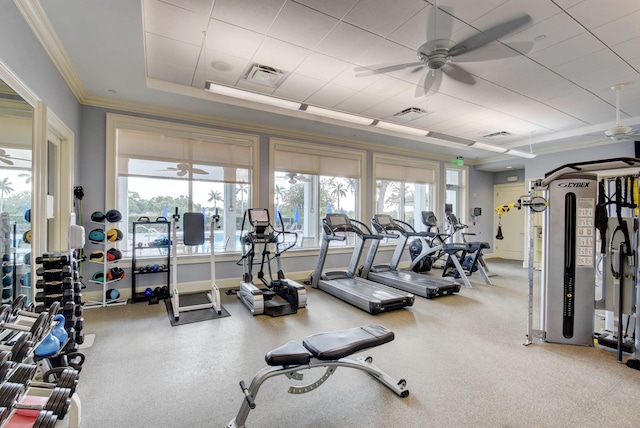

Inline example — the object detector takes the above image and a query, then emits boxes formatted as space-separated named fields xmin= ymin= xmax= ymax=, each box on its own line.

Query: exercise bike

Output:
xmin=236 ymin=208 xmax=306 ymax=316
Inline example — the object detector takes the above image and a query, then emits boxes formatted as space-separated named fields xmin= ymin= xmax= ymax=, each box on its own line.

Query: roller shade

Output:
xmin=274 ymin=149 xmax=360 ymax=178
xmin=117 ymin=129 xmax=251 ymax=183
xmin=376 ymin=161 xmax=435 ymax=184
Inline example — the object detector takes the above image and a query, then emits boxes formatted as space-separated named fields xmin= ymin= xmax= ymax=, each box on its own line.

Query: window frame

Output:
xmin=373 ymin=154 xmax=441 ymax=233
xmin=269 ymin=137 xmax=367 ymax=251
xmin=105 ymin=113 xmax=260 ymax=259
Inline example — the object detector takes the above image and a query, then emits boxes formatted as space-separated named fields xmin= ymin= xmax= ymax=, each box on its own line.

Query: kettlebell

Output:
xmin=35 ymin=333 xmax=61 ymax=357
xmin=52 ymin=314 xmax=69 ymax=344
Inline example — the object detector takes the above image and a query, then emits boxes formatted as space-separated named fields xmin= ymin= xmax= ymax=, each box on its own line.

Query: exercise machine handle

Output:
xmin=239 ymin=380 xmax=256 ymax=409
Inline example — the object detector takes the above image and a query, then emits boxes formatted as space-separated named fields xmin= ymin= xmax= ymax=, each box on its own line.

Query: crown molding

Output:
xmin=14 ymin=0 xmax=89 ymax=102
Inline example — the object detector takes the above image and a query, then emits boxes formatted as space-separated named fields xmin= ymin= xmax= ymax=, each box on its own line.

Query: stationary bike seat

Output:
xmin=302 ymin=325 xmax=394 ymax=361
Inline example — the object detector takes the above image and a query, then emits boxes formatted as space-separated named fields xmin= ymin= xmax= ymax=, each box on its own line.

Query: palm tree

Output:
xmin=207 ymin=190 xmax=223 ymax=210
xmin=0 ymin=178 xmax=14 ymax=212
xmin=236 ymin=184 xmax=248 ymax=216
xmin=330 ymin=181 xmax=347 ymax=211
xmin=274 ymin=184 xmax=287 ymax=213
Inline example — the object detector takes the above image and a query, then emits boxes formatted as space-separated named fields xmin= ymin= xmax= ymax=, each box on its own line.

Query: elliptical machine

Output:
xmin=236 ymin=208 xmax=306 ymax=316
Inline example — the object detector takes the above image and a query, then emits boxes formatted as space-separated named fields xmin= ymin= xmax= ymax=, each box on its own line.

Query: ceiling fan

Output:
xmin=0 ymin=148 xmax=29 ymax=166
xmin=280 ymin=172 xmax=311 ymax=184
xmin=355 ymin=3 xmax=532 ymax=96
xmin=604 ymin=84 xmax=639 ymax=141
xmin=164 ymin=162 xmax=208 ymax=177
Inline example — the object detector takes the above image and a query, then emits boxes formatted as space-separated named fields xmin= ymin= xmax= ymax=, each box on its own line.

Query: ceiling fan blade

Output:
xmin=449 ymin=14 xmax=531 ymax=58
xmin=415 ymin=69 xmax=443 ymax=98
xmin=355 ymin=62 xmax=424 ymax=77
xmin=442 ymin=63 xmax=475 ymax=86
xmin=177 ymin=170 xmax=188 ymax=177
xmin=426 ymin=4 xmax=454 ymax=42
xmin=192 ymin=168 xmax=209 ymax=175
xmin=0 ymin=158 xmax=13 ymax=166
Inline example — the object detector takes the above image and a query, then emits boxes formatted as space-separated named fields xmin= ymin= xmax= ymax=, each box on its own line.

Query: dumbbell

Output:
xmin=11 ymin=302 xmax=60 ymax=332
xmin=2 ymin=409 xmax=57 ymax=428
xmin=35 ymin=254 xmax=69 ymax=265
xmin=0 ymin=333 xmax=34 ymax=363
xmin=2 ymin=364 xmax=78 ymax=396
xmin=0 ymin=382 xmax=72 ymax=418
xmin=0 ymin=306 xmax=48 ymax=342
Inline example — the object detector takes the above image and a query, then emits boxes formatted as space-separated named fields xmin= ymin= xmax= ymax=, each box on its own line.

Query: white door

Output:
xmin=493 ymin=183 xmax=525 ymax=260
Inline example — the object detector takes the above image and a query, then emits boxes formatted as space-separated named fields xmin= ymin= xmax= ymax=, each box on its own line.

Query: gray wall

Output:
xmin=0 ymin=3 xmax=81 ymax=149
xmin=494 ymin=169 xmax=524 ymax=185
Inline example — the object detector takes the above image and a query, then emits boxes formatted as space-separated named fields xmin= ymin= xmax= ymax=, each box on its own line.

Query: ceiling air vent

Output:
xmin=242 ymin=64 xmax=288 ymax=88
xmin=393 ymin=107 xmax=429 ymax=121
xmin=482 ymin=131 xmax=512 ymax=138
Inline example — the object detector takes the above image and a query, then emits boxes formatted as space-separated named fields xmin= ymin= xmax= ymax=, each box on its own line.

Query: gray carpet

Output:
xmin=75 ymin=260 xmax=640 ymax=427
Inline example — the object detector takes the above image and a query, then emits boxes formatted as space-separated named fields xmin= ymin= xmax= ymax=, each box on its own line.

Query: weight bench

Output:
xmin=228 ymin=324 xmax=409 ymax=428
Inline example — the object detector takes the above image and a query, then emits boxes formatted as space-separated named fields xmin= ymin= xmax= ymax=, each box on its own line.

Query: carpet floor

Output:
xmin=74 ymin=259 xmax=640 ymax=427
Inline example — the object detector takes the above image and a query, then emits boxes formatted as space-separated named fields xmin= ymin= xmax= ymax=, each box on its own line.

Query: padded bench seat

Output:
xmin=264 ymin=325 xmax=394 ymax=366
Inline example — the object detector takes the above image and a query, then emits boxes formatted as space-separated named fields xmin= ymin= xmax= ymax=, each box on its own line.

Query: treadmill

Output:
xmin=361 ymin=214 xmax=461 ymax=299
xmin=311 ymin=213 xmax=414 ymax=314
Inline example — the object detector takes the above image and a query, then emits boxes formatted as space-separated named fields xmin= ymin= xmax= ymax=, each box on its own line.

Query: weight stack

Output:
xmin=543 ymin=173 xmax=597 ymax=345
xmin=34 ymin=252 xmax=84 ymax=349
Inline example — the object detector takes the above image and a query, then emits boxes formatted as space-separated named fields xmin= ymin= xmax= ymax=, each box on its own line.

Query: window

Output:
xmin=106 ymin=114 xmax=258 ymax=256
xmin=445 ymin=167 xmax=467 ymax=235
xmin=271 ymin=139 xmax=364 ymax=248
xmin=374 ymin=155 xmax=438 ymax=233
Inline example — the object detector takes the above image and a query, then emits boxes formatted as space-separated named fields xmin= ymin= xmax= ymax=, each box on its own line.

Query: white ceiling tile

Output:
xmin=295 ymin=53 xmax=350 ymax=82
xmin=354 ymin=39 xmax=419 ymax=69
xmin=330 ymin=66 xmax=384 ymax=91
xmin=197 ymin=49 xmax=249 ymax=86
xmin=305 ymin=82 xmax=358 ymax=107
xmin=272 ymin=73 xmax=326 ymax=101
xmin=343 ymin=0 xmax=427 ymax=37
xmin=144 ymin=0 xmax=209 ymax=45
xmin=553 ymin=0 xmax=585 ymax=9
xmin=565 ymin=0 xmax=640 ymax=30
xmin=268 ymin=1 xmax=338 ymax=49
xmin=545 ymin=90 xmax=615 ymax=125
xmin=360 ymin=75 xmax=417 ymax=99
xmin=160 ymin=0 xmax=213 ymax=15
xmin=499 ymin=12 xmax=585 ymax=55
xmin=591 ymin=10 xmax=640 ymax=46
xmin=612 ymin=36 xmax=640 ymax=60
xmin=361 ymin=99 xmax=414 ymax=119
xmin=315 ymin=22 xmax=383 ymax=62
xmin=529 ymin=32 xmax=603 ymax=68
xmin=251 ymin=37 xmax=310 ymax=72
xmin=211 ymin=0 xmax=286 ymax=34
xmin=293 ymin=0 xmax=360 ymax=19
xmin=438 ymin=0 xmax=510 ymax=24
xmin=205 ymin=19 xmax=264 ymax=59
xmin=147 ymin=58 xmax=197 ymax=86
xmin=145 ymin=33 xmax=201 ymax=67
xmin=336 ymin=91 xmax=386 ymax=114
xmin=470 ymin=0 xmax=556 ymax=31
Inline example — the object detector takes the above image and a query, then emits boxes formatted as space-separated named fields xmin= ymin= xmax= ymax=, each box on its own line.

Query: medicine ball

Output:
xmin=22 ymin=230 xmax=32 ymax=244
xmin=107 ymin=248 xmax=122 ymax=261
xmin=2 ymin=276 xmax=11 ymax=287
xmin=144 ymin=288 xmax=152 ymax=297
xmin=91 ymin=211 xmax=106 ymax=223
xmin=107 ymin=267 xmax=125 ymax=281
xmin=89 ymin=250 xmax=105 ymax=262
xmin=106 ymin=228 xmax=123 ymax=242
xmin=20 ymin=272 xmax=31 ymax=287
xmin=24 ymin=209 xmax=31 ymax=223
xmin=151 ymin=264 xmax=159 ymax=272
xmin=88 ymin=229 xmax=105 ymax=242
xmin=92 ymin=271 xmax=104 ymax=282
xmin=105 ymin=288 xmax=120 ymax=301
xmin=105 ymin=209 xmax=122 ymax=223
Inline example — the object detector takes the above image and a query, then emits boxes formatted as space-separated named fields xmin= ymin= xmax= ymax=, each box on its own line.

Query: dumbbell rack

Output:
xmin=33 ymin=253 xmax=84 ymax=349
xmin=84 ymin=216 xmax=126 ymax=308
xmin=0 ymin=298 xmax=83 ymax=428
xmin=131 ymin=220 xmax=171 ymax=303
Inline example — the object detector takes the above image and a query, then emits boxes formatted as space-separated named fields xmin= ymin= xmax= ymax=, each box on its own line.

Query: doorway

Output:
xmin=493 ymin=183 xmax=525 ymax=260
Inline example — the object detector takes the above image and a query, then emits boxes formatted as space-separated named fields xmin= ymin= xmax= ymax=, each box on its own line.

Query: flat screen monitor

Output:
xmin=326 ymin=213 xmax=349 ymax=228
xmin=374 ymin=214 xmax=393 ymax=226
xmin=248 ymin=208 xmax=270 ymax=225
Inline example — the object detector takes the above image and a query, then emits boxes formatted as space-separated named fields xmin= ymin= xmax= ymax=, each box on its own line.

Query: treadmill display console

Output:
xmin=374 ymin=214 xmax=393 ymax=226
xmin=326 ymin=213 xmax=350 ymax=227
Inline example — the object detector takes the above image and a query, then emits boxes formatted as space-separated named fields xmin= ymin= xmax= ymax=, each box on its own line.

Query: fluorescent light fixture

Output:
xmin=205 ymin=81 xmax=301 ymax=110
xmin=471 ymin=141 xmax=508 ymax=153
xmin=375 ymin=121 xmax=430 ymax=136
xmin=507 ymin=149 xmax=536 ymax=159
xmin=304 ymin=105 xmax=374 ymax=126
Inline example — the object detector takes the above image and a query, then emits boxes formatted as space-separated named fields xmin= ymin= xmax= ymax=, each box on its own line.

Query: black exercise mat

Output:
xmin=164 ymin=293 xmax=230 ymax=326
